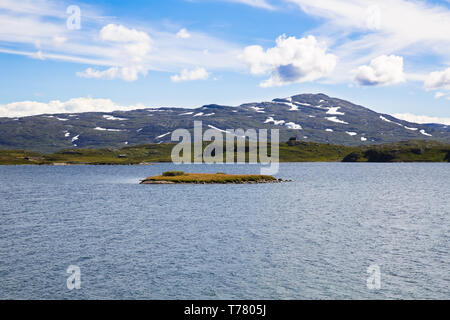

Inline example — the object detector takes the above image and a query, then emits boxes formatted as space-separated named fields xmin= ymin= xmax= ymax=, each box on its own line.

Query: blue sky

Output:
xmin=1 ymin=0 xmax=450 ymax=124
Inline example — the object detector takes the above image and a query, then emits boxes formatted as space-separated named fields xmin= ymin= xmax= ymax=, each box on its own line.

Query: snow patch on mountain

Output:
xmin=326 ymin=116 xmax=348 ymax=124
xmin=295 ymin=102 xmax=312 ymax=106
xmin=326 ymin=107 xmax=345 ymax=115
xmin=207 ymin=125 xmax=246 ymax=138
xmin=94 ymin=127 xmax=125 ymax=132
xmin=274 ymin=101 xmax=299 ymax=111
xmin=250 ymin=106 xmax=265 ymax=112
xmin=156 ymin=132 xmax=171 ymax=139
xmin=381 ymin=115 xmax=423 ymax=132
xmin=285 ymin=122 xmax=302 ymax=130
xmin=103 ymin=115 xmax=128 ymax=121
xmin=264 ymin=117 xmax=285 ymax=125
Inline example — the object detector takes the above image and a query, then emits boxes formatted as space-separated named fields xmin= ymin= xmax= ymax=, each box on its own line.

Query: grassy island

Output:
xmin=140 ymin=171 xmax=281 ymax=184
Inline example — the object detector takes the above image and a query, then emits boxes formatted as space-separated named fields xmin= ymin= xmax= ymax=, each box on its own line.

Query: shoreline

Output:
xmin=1 ymin=160 xmax=449 ymax=166
xmin=1 ymin=140 xmax=449 ymax=165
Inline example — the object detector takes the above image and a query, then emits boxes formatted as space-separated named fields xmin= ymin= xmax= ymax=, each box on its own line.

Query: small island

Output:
xmin=140 ymin=171 xmax=282 ymax=184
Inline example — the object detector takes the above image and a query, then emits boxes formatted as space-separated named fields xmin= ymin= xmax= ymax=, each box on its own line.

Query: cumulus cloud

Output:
xmin=354 ymin=55 xmax=405 ymax=86
xmin=286 ymin=0 xmax=450 ymax=84
xmin=176 ymin=28 xmax=191 ymax=39
xmin=75 ymin=24 xmax=152 ymax=81
xmin=99 ymin=24 xmax=151 ymax=45
xmin=424 ymin=68 xmax=450 ymax=91
xmin=242 ymin=35 xmax=337 ymax=87
xmin=392 ymin=113 xmax=450 ymax=126
xmin=0 ymin=97 xmax=149 ymax=118
xmin=170 ymin=67 xmax=210 ymax=82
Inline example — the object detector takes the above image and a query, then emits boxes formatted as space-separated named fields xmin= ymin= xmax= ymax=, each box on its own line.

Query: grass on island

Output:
xmin=0 ymin=140 xmax=449 ymax=165
xmin=141 ymin=171 xmax=278 ymax=184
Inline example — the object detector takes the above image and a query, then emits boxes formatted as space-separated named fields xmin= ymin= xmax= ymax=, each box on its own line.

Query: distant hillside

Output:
xmin=0 ymin=140 xmax=449 ymax=165
xmin=1 ymin=93 xmax=449 ymax=152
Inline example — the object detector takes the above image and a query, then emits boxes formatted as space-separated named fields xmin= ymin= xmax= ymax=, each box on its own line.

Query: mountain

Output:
xmin=1 ymin=93 xmax=449 ymax=152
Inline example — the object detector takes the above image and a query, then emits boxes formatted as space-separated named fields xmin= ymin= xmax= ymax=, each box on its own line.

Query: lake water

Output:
xmin=0 ymin=163 xmax=448 ymax=299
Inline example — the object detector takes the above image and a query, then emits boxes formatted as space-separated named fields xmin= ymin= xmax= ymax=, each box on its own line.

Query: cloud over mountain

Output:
xmin=242 ymin=35 xmax=337 ymax=87
xmin=425 ymin=68 xmax=450 ymax=91
xmin=0 ymin=97 xmax=148 ymax=117
xmin=354 ymin=55 xmax=405 ymax=86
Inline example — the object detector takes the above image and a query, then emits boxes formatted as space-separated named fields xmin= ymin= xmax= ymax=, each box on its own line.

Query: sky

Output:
xmin=1 ymin=0 xmax=450 ymax=124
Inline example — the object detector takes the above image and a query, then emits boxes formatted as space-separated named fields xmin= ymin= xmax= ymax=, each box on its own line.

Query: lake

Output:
xmin=0 ymin=163 xmax=448 ymax=299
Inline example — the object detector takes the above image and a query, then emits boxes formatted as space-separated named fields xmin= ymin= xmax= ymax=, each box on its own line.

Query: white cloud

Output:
xmin=99 ymin=24 xmax=151 ymax=45
xmin=0 ymin=1 xmax=242 ymax=81
xmin=77 ymin=67 xmax=118 ymax=80
xmin=170 ymin=67 xmax=210 ymax=82
xmin=425 ymin=68 xmax=450 ymax=91
xmin=176 ymin=28 xmax=191 ymax=39
xmin=354 ymin=55 xmax=405 ymax=86
xmin=392 ymin=113 xmax=450 ymax=126
xmin=286 ymin=0 xmax=450 ymax=83
xmin=434 ymin=92 xmax=446 ymax=99
xmin=76 ymin=66 xmax=148 ymax=82
xmin=0 ymin=97 xmax=150 ymax=118
xmin=31 ymin=50 xmax=45 ymax=60
xmin=52 ymin=36 xmax=67 ymax=46
xmin=0 ymin=0 xmax=66 ymax=17
xmin=225 ymin=0 xmax=275 ymax=10
xmin=242 ymin=35 xmax=337 ymax=87
xmin=74 ymin=24 xmax=152 ymax=81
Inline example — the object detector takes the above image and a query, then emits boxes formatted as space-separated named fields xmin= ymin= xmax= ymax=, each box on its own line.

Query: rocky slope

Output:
xmin=1 ymin=93 xmax=448 ymax=152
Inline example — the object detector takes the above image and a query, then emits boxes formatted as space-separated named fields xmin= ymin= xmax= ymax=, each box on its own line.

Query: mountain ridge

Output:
xmin=1 ymin=93 xmax=449 ymax=152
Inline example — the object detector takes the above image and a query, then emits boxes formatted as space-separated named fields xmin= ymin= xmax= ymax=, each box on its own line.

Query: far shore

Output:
xmin=0 ymin=140 xmax=449 ymax=165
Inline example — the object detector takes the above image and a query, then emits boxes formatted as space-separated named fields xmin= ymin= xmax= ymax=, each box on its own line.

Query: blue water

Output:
xmin=0 ymin=163 xmax=448 ymax=299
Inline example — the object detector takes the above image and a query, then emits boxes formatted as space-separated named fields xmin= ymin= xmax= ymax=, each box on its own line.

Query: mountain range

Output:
xmin=1 ymin=93 xmax=449 ymax=152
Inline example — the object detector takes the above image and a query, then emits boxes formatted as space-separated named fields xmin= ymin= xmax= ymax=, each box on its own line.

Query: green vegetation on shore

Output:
xmin=0 ymin=140 xmax=449 ymax=165
xmin=140 ymin=171 xmax=279 ymax=184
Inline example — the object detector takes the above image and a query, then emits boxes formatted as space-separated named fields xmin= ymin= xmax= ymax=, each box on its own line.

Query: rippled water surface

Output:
xmin=0 ymin=163 xmax=448 ymax=299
